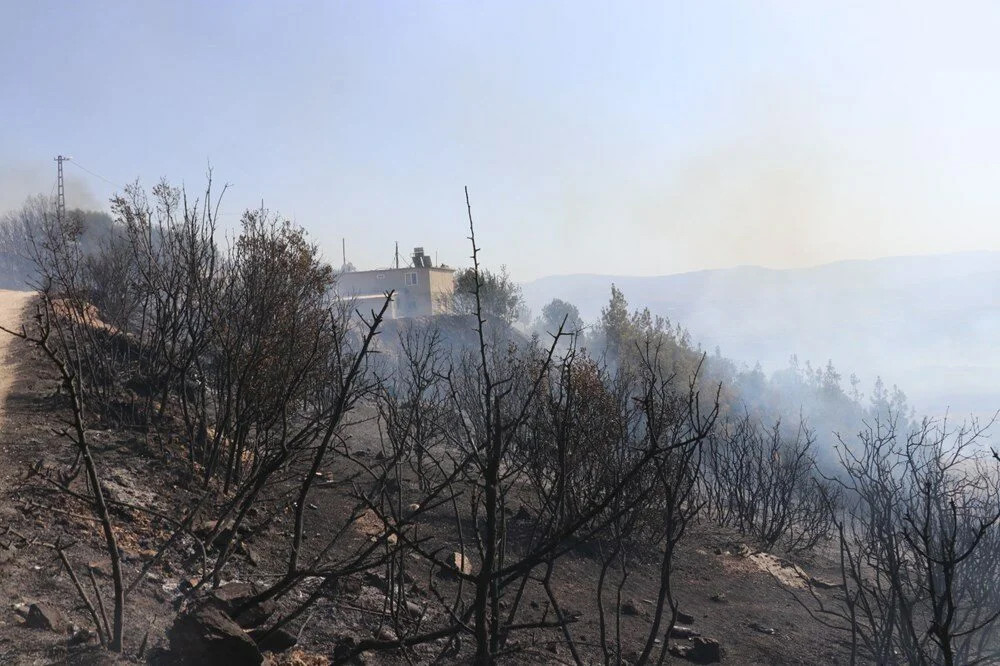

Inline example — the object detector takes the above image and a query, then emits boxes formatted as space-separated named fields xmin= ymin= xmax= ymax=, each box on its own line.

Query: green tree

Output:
xmin=539 ymin=297 xmax=583 ymax=334
xmin=599 ymin=283 xmax=630 ymax=360
xmin=450 ymin=264 xmax=524 ymax=324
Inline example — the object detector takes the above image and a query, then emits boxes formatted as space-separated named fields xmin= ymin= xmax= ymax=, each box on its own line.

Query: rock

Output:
xmin=69 ymin=625 xmax=94 ymax=645
xmin=407 ymin=503 xmax=421 ymax=513
xmin=447 ymin=552 xmax=472 ymax=576
xmin=0 ymin=545 xmax=16 ymax=564
xmin=375 ymin=627 xmax=397 ymax=642
xmin=670 ymin=625 xmax=701 ymax=638
xmin=87 ymin=561 xmax=112 ymax=578
xmin=212 ymin=582 xmax=277 ymax=630
xmin=241 ymin=543 xmax=260 ymax=567
xmin=251 ymin=627 xmax=298 ymax=653
xmin=180 ymin=577 xmax=201 ymax=592
xmin=194 ymin=520 xmax=239 ymax=549
xmin=749 ymin=621 xmax=775 ymax=635
xmin=194 ymin=519 xmax=222 ymax=536
xmin=333 ymin=636 xmax=361 ymax=663
xmin=670 ymin=636 xmax=723 ymax=664
xmin=339 ymin=577 xmax=363 ymax=596
xmin=362 ymin=572 xmax=387 ymax=591
xmin=167 ymin=603 xmax=262 ymax=665
xmin=709 ymin=592 xmax=727 ymax=603
xmin=26 ymin=603 xmax=65 ymax=632
xmin=676 ymin=610 xmax=696 ymax=624
xmin=621 ymin=600 xmax=642 ymax=616
xmin=809 ymin=576 xmax=844 ymax=589
xmin=405 ymin=600 xmax=423 ymax=619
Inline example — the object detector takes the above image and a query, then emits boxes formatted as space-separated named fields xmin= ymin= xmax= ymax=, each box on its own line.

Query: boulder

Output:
xmin=670 ymin=625 xmax=701 ymax=638
xmin=211 ymin=582 xmax=277 ymax=630
xmin=69 ymin=625 xmax=95 ymax=645
xmin=749 ymin=621 xmax=775 ymax=635
xmin=621 ymin=600 xmax=642 ymax=616
xmin=809 ymin=576 xmax=844 ymax=590
xmin=87 ymin=561 xmax=113 ymax=578
xmin=339 ymin=577 xmax=363 ymax=596
xmin=241 ymin=542 xmax=260 ymax=567
xmin=405 ymin=600 xmax=423 ymax=619
xmin=448 ymin=552 xmax=472 ymax=576
xmin=26 ymin=603 xmax=65 ymax=632
xmin=670 ymin=636 xmax=723 ymax=664
xmin=167 ymin=604 xmax=262 ymax=665
xmin=362 ymin=572 xmax=387 ymax=591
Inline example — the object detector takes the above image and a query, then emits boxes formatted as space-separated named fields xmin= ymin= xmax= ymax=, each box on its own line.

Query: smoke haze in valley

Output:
xmin=524 ymin=251 xmax=1000 ymax=420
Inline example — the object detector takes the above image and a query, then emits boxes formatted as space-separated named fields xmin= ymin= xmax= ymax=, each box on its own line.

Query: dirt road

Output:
xmin=0 ymin=290 xmax=31 ymax=430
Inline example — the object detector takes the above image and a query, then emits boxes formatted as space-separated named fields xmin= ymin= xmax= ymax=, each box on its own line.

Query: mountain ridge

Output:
xmin=522 ymin=250 xmax=1000 ymax=417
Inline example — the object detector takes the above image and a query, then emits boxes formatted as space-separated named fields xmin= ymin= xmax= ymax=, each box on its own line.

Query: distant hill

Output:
xmin=523 ymin=251 xmax=1000 ymax=417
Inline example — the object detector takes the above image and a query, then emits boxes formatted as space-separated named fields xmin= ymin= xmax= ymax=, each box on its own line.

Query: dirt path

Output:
xmin=0 ymin=290 xmax=32 ymax=431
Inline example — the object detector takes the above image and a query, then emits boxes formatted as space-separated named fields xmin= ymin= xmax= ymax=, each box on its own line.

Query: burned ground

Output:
xmin=0 ymin=295 xmax=854 ymax=665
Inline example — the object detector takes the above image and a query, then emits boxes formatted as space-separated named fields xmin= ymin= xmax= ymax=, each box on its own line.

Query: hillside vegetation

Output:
xmin=0 ymin=184 xmax=997 ymax=665
xmin=523 ymin=253 xmax=1000 ymax=418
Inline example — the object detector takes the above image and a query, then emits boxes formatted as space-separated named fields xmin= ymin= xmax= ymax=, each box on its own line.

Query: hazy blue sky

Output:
xmin=5 ymin=2 xmax=1000 ymax=280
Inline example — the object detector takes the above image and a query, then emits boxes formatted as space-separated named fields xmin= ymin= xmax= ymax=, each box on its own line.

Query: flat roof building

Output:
xmin=335 ymin=247 xmax=454 ymax=319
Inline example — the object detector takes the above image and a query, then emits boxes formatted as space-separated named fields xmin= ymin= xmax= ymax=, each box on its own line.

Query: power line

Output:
xmin=68 ymin=160 xmax=121 ymax=189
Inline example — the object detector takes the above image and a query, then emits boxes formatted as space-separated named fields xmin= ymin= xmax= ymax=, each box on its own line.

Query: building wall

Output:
xmin=336 ymin=267 xmax=454 ymax=318
xmin=428 ymin=268 xmax=455 ymax=314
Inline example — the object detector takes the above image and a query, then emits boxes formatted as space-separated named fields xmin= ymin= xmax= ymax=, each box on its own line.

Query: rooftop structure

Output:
xmin=335 ymin=246 xmax=454 ymax=318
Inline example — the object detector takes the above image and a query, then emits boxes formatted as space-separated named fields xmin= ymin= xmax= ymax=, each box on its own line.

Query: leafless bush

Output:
xmin=10 ymin=179 xmax=398 ymax=652
xmin=10 ymin=182 xmax=814 ymax=664
xmin=336 ymin=190 xmax=719 ymax=666
xmin=703 ymin=413 xmax=837 ymax=552
xmin=800 ymin=414 xmax=1000 ymax=665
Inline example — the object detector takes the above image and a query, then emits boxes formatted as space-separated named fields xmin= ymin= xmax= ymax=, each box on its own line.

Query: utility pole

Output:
xmin=395 ymin=241 xmax=399 ymax=269
xmin=342 ymin=238 xmax=346 ymax=269
xmin=54 ymin=155 xmax=71 ymax=223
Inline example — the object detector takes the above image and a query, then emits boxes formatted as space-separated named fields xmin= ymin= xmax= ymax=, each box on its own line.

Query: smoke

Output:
xmin=619 ymin=101 xmax=885 ymax=274
xmin=0 ymin=162 xmax=102 ymax=215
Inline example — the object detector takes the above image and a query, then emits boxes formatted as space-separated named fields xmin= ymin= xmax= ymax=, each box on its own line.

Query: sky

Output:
xmin=4 ymin=1 xmax=1000 ymax=280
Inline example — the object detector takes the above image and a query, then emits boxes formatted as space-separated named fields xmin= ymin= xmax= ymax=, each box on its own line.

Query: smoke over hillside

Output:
xmin=523 ymin=251 xmax=1000 ymax=419
xmin=0 ymin=163 xmax=100 ymax=214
